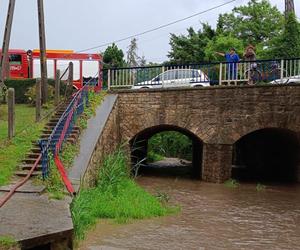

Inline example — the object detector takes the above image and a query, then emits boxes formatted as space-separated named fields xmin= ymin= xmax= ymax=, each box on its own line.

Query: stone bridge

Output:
xmin=79 ymin=85 xmax=300 ymax=185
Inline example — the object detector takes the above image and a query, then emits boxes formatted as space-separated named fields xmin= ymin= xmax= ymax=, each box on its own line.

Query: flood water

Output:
xmin=78 ymin=168 xmax=300 ymax=250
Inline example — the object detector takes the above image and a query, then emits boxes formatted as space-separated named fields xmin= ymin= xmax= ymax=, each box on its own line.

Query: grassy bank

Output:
xmin=71 ymin=148 xmax=176 ymax=240
xmin=0 ymin=105 xmax=45 ymax=186
xmin=39 ymin=91 xmax=106 ymax=198
xmin=0 ymin=236 xmax=20 ymax=250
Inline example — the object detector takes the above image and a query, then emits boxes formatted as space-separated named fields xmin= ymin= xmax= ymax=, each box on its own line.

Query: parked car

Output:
xmin=132 ymin=69 xmax=210 ymax=89
xmin=269 ymin=75 xmax=300 ymax=85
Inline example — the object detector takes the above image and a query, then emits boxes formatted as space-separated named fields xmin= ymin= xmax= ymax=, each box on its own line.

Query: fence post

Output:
xmin=219 ymin=63 xmax=223 ymax=85
xmin=7 ymin=88 xmax=15 ymax=139
xmin=36 ymin=78 xmax=42 ymax=122
xmin=55 ymin=69 xmax=60 ymax=106
xmin=280 ymin=59 xmax=284 ymax=82
xmin=108 ymin=69 xmax=111 ymax=90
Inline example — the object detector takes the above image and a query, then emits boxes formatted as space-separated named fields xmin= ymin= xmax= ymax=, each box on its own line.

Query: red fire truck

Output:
xmin=0 ymin=49 xmax=103 ymax=91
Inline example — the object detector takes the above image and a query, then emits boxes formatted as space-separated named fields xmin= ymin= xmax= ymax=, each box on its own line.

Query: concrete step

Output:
xmin=26 ymin=152 xmax=41 ymax=158
xmin=15 ymin=170 xmax=42 ymax=177
xmin=30 ymin=147 xmax=41 ymax=154
xmin=23 ymin=158 xmax=41 ymax=164
xmin=19 ymin=164 xmax=42 ymax=171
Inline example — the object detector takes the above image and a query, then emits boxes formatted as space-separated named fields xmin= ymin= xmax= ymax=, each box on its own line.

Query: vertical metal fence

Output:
xmin=104 ymin=58 xmax=300 ymax=89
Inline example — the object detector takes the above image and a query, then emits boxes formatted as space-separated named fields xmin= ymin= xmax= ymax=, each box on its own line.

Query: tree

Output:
xmin=103 ymin=43 xmax=126 ymax=68
xmin=204 ymin=35 xmax=244 ymax=61
xmin=216 ymin=0 xmax=284 ymax=47
xmin=127 ymin=38 xmax=139 ymax=67
xmin=268 ymin=12 xmax=300 ymax=58
xmin=168 ymin=24 xmax=215 ymax=64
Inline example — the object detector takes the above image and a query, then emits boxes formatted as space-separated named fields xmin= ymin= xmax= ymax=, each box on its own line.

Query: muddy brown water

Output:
xmin=77 ymin=164 xmax=300 ymax=250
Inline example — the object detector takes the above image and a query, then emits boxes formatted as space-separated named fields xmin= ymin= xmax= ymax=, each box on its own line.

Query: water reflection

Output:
xmin=78 ymin=176 xmax=300 ymax=250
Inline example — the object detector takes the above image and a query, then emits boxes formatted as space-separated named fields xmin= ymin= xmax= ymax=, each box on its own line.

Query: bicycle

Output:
xmin=244 ymin=63 xmax=262 ymax=85
xmin=268 ymin=61 xmax=289 ymax=84
xmin=244 ymin=61 xmax=290 ymax=85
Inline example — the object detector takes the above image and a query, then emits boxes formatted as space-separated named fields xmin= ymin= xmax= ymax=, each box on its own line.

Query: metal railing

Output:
xmin=39 ymin=84 xmax=89 ymax=180
xmin=104 ymin=58 xmax=300 ymax=89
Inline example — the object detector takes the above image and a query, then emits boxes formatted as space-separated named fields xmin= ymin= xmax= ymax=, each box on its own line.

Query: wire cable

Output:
xmin=76 ymin=0 xmax=237 ymax=53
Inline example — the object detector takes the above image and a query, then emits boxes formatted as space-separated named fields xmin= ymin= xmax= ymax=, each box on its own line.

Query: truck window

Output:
xmin=9 ymin=54 xmax=22 ymax=65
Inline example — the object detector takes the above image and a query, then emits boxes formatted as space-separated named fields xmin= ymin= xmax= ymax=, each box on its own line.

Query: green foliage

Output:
xmin=71 ymin=148 xmax=175 ymax=240
xmin=268 ymin=12 xmax=300 ymax=58
xmin=3 ymin=78 xmax=58 ymax=104
xmin=167 ymin=0 xmax=289 ymax=62
xmin=4 ymin=79 xmax=36 ymax=103
xmin=205 ymin=35 xmax=244 ymax=61
xmin=147 ymin=151 xmax=164 ymax=163
xmin=25 ymin=84 xmax=55 ymax=105
xmin=216 ymin=0 xmax=284 ymax=46
xmin=168 ymin=24 xmax=215 ymax=64
xmin=103 ymin=43 xmax=126 ymax=68
xmin=148 ymin=131 xmax=192 ymax=161
xmin=0 ymin=236 xmax=20 ymax=250
xmin=224 ymin=178 xmax=239 ymax=188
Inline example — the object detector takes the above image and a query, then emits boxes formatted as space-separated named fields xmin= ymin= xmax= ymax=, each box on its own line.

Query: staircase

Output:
xmin=14 ymin=101 xmax=81 ymax=179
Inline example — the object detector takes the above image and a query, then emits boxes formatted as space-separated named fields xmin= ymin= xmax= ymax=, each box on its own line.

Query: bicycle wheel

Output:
xmin=273 ymin=69 xmax=289 ymax=84
xmin=249 ymin=70 xmax=261 ymax=84
xmin=244 ymin=69 xmax=261 ymax=85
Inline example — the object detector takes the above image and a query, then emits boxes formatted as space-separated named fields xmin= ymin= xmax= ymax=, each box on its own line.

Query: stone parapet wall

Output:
xmin=82 ymin=101 xmax=120 ymax=187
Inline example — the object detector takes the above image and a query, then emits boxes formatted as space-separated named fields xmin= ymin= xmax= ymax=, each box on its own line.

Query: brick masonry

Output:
xmin=114 ymin=85 xmax=300 ymax=183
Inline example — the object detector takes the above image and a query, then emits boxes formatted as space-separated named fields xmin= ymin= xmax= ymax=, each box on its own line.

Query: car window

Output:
xmin=162 ymin=70 xmax=177 ymax=80
xmin=177 ymin=69 xmax=194 ymax=79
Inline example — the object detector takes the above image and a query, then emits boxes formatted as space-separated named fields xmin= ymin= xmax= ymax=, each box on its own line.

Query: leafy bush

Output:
xmin=148 ymin=131 xmax=192 ymax=161
xmin=3 ymin=78 xmax=66 ymax=104
xmin=25 ymin=84 xmax=55 ymax=105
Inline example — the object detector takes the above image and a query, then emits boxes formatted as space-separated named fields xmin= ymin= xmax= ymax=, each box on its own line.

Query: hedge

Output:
xmin=4 ymin=78 xmax=63 ymax=103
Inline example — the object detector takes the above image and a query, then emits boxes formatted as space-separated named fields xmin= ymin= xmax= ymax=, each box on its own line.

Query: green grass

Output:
xmin=71 ymin=148 xmax=176 ymax=240
xmin=0 ymin=236 xmax=20 ymax=250
xmin=0 ymin=105 xmax=45 ymax=186
xmin=224 ymin=178 xmax=239 ymax=188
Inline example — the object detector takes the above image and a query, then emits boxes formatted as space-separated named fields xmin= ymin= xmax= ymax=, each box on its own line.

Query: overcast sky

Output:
xmin=0 ymin=0 xmax=299 ymax=63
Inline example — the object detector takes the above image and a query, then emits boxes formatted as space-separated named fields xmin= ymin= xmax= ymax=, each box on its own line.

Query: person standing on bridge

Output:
xmin=215 ymin=48 xmax=240 ymax=81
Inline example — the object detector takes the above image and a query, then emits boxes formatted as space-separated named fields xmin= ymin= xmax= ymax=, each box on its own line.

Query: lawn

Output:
xmin=0 ymin=104 xmax=46 ymax=186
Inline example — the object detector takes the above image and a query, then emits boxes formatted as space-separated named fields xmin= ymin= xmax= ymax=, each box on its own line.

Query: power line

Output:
xmin=76 ymin=0 xmax=237 ymax=53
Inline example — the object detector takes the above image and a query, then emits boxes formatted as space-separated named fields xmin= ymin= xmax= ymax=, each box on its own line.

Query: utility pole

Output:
xmin=0 ymin=0 xmax=16 ymax=90
xmin=37 ymin=0 xmax=48 ymax=104
xmin=285 ymin=0 xmax=295 ymax=16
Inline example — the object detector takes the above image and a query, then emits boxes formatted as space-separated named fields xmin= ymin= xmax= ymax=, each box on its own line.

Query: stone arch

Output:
xmin=232 ymin=127 xmax=300 ymax=182
xmin=129 ymin=124 xmax=204 ymax=178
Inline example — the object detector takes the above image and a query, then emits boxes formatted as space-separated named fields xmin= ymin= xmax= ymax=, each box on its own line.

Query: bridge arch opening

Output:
xmin=130 ymin=125 xmax=203 ymax=179
xmin=232 ymin=128 xmax=300 ymax=183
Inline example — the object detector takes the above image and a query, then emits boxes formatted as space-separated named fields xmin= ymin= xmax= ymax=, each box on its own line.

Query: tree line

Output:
xmin=102 ymin=0 xmax=300 ymax=67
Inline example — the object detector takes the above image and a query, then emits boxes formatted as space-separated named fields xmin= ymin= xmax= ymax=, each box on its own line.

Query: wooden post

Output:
xmin=55 ymin=69 xmax=60 ymax=106
xmin=36 ymin=78 xmax=42 ymax=122
xmin=7 ymin=88 xmax=15 ymax=139
xmin=37 ymin=0 xmax=48 ymax=104
xmin=108 ymin=69 xmax=111 ymax=90
xmin=0 ymin=0 xmax=16 ymax=87
xmin=68 ymin=62 xmax=73 ymax=86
